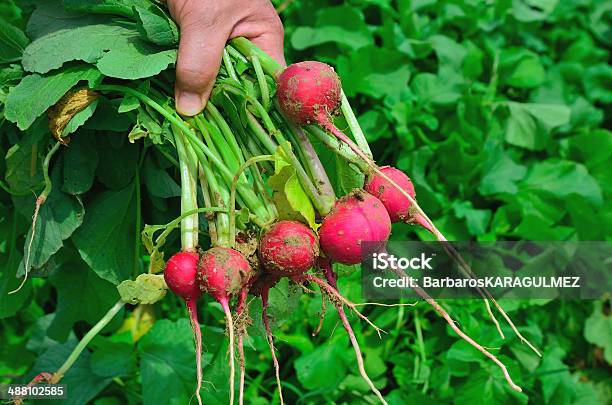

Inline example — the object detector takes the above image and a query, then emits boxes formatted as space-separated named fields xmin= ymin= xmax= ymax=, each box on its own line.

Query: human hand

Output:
xmin=167 ymin=0 xmax=286 ymax=116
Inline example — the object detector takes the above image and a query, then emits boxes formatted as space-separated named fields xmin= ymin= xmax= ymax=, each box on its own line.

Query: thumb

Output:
xmin=174 ymin=20 xmax=230 ymax=116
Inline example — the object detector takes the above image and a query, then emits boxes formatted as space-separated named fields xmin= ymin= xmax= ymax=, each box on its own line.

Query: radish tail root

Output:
xmin=187 ymin=299 xmax=203 ymax=405
xmin=337 ymin=305 xmax=387 ymax=405
xmin=221 ymin=300 xmax=236 ymax=405
xmin=262 ymin=291 xmax=284 ymax=405
xmin=237 ymin=334 xmax=245 ymax=405
xmin=236 ymin=289 xmax=249 ymax=405
xmin=321 ymin=262 xmax=387 ymax=404
xmin=392 ymin=268 xmax=523 ymax=392
xmin=304 ymin=274 xmax=385 ymax=337
xmin=440 ymin=241 xmax=540 ymax=355
xmin=312 ymin=294 xmax=327 ymax=337
xmin=418 ymin=214 xmax=539 ymax=350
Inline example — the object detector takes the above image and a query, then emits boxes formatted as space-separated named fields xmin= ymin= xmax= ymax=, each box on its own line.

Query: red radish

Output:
xmin=259 ymin=220 xmax=319 ymax=279
xmin=164 ymin=252 xmax=201 ymax=300
xmin=319 ymin=190 xmax=392 ymax=265
xmin=164 ymin=251 xmax=203 ymax=405
xmin=198 ymin=247 xmax=252 ymax=405
xmin=364 ymin=166 xmax=416 ymax=221
xmin=276 ymin=61 xmax=370 ymax=169
xmin=199 ymin=247 xmax=252 ymax=302
xmin=277 ymin=61 xmax=342 ymax=125
xmin=364 ymin=166 xmax=434 ymax=232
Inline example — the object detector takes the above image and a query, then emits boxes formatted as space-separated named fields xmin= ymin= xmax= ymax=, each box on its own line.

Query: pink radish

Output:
xmin=319 ymin=190 xmax=392 ymax=265
xmin=164 ymin=251 xmax=203 ymax=405
xmin=364 ymin=166 xmax=431 ymax=231
xmin=259 ymin=220 xmax=319 ymax=279
xmin=198 ymin=246 xmax=252 ymax=405
xmin=276 ymin=61 xmax=342 ymax=125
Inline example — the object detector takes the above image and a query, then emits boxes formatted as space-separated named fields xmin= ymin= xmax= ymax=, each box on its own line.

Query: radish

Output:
xmin=198 ymin=246 xmax=252 ymax=405
xmin=256 ymin=220 xmax=320 ymax=405
xmin=164 ymin=251 xmax=203 ymax=405
xmin=364 ymin=166 xmax=432 ymax=231
xmin=259 ymin=220 xmax=319 ymax=279
xmin=276 ymin=61 xmax=342 ymax=125
xmin=319 ymin=190 xmax=392 ymax=265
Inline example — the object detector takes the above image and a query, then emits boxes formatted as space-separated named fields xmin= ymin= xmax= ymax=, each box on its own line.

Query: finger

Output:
xmin=230 ymin=11 xmax=286 ymax=67
xmin=174 ymin=19 xmax=230 ymax=116
xmin=249 ymin=30 xmax=286 ymax=67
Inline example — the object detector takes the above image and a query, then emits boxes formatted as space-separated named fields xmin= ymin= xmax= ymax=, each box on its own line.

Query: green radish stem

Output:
xmin=321 ymin=261 xmax=387 ymax=405
xmin=340 ymin=90 xmax=372 ymax=159
xmin=152 ymin=207 xmax=229 ymax=250
xmin=230 ymin=37 xmax=283 ymax=77
xmin=234 ymin=136 xmax=277 ymax=214
xmin=252 ymin=55 xmax=271 ymax=111
xmin=226 ymin=96 xmax=328 ymax=215
xmin=274 ymin=111 xmax=335 ymax=211
xmin=205 ymin=102 xmax=246 ymax=167
xmin=229 ymin=155 xmax=276 ymax=247
xmin=95 ymin=84 xmax=271 ymax=224
xmin=223 ymin=49 xmax=240 ymax=82
xmin=306 ymin=126 xmax=367 ymax=171
xmin=220 ymin=299 xmax=236 ymax=405
xmin=197 ymin=166 xmax=219 ymax=243
xmin=261 ymin=289 xmax=284 ymax=405
xmin=172 ymin=125 xmax=199 ymax=251
xmin=226 ymin=45 xmax=249 ymax=64
xmin=10 ymin=141 xmax=61 ymax=295
xmin=192 ymin=125 xmax=232 ymax=245
xmin=245 ymin=111 xmax=278 ymax=154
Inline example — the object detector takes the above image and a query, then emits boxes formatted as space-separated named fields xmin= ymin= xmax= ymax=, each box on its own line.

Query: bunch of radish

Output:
xmin=104 ymin=38 xmax=537 ymax=404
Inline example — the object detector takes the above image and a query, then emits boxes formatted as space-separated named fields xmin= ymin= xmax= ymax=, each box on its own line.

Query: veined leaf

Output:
xmin=5 ymin=65 xmax=102 ymax=130
xmin=22 ymin=6 xmax=176 ymax=79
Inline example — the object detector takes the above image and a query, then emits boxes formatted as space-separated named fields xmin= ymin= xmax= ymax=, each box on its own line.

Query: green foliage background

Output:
xmin=1 ymin=0 xmax=610 ymax=404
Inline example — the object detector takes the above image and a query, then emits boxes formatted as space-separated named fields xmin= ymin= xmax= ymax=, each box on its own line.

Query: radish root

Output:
xmin=261 ymin=291 xmax=284 ymax=405
xmin=221 ymin=300 xmax=236 ymax=405
xmin=322 ymin=261 xmax=388 ymax=404
xmin=235 ymin=289 xmax=250 ymax=405
xmin=187 ymin=299 xmax=203 ymax=405
xmin=304 ymin=274 xmax=385 ymax=338
xmin=391 ymin=267 xmax=523 ymax=392
xmin=312 ymin=294 xmax=327 ymax=337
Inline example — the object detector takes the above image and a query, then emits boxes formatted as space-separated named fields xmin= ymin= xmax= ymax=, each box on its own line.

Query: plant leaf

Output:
xmin=5 ymin=65 xmax=102 ymax=130
xmin=73 ymin=184 xmax=136 ymax=284
xmin=22 ymin=6 xmax=176 ymax=79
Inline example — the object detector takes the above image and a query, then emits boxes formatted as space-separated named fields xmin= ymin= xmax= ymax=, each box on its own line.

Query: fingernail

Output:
xmin=176 ymin=91 xmax=203 ymax=116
